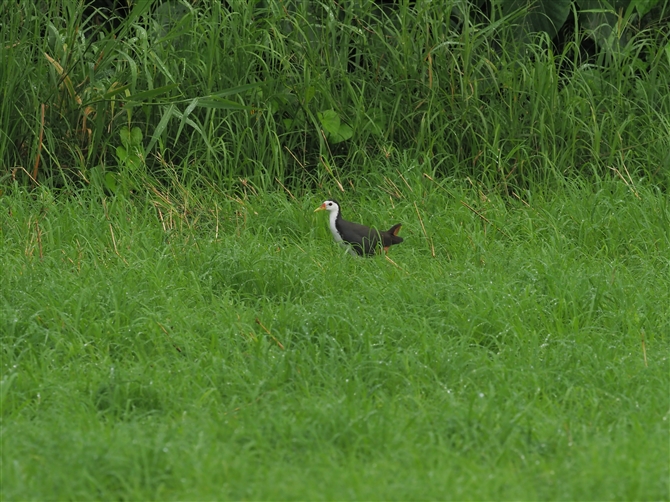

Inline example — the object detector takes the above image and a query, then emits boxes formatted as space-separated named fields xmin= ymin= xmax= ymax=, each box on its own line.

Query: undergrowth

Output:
xmin=1 ymin=0 xmax=669 ymax=190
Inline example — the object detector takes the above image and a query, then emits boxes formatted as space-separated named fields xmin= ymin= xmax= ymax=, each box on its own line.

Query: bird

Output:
xmin=314 ymin=199 xmax=403 ymax=256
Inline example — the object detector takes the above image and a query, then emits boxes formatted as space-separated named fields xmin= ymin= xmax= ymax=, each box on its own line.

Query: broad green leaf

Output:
xmin=104 ymin=172 xmax=118 ymax=193
xmin=496 ymin=0 xmax=572 ymax=40
xmin=632 ymin=0 xmax=660 ymax=18
xmin=329 ymin=123 xmax=353 ymax=144
xmin=128 ymin=155 xmax=142 ymax=170
xmin=579 ymin=0 xmax=641 ymax=52
xmin=318 ymin=109 xmax=341 ymax=135
xmin=119 ymin=127 xmax=131 ymax=148
xmin=130 ymin=127 xmax=143 ymax=146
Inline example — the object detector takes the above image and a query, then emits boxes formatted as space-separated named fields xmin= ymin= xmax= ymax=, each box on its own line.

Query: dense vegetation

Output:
xmin=1 ymin=1 xmax=669 ymax=500
xmin=1 ymin=0 xmax=668 ymax=189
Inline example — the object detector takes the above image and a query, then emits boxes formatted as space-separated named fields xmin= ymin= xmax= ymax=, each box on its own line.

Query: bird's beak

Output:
xmin=314 ymin=203 xmax=326 ymax=212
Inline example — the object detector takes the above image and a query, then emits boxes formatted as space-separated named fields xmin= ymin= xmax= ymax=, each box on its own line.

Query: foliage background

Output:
xmin=1 ymin=0 xmax=668 ymax=191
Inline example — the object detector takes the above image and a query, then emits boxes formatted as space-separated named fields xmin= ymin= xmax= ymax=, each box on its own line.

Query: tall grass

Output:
xmin=1 ymin=0 xmax=668 ymax=191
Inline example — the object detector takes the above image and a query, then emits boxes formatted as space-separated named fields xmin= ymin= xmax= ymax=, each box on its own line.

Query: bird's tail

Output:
xmin=386 ymin=224 xmax=403 ymax=244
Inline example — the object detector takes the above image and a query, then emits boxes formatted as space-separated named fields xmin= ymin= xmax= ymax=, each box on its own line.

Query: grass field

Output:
xmin=2 ymin=1 xmax=669 ymax=498
xmin=1 ymin=174 xmax=668 ymax=500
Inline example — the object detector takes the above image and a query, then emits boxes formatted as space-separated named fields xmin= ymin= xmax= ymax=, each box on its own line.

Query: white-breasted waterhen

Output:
xmin=314 ymin=199 xmax=403 ymax=256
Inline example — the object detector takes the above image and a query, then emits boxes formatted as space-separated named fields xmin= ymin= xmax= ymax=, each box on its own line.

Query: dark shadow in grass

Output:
xmin=209 ymin=250 xmax=310 ymax=304
xmin=95 ymin=373 xmax=163 ymax=420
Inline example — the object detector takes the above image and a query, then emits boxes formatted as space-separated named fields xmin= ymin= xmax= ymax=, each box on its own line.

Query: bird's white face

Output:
xmin=314 ymin=199 xmax=344 ymax=244
xmin=314 ymin=200 xmax=339 ymax=213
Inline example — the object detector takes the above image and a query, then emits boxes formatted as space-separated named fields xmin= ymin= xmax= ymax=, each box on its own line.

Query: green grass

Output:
xmin=1 ymin=174 xmax=668 ymax=500
xmin=2 ymin=1 xmax=668 ymax=499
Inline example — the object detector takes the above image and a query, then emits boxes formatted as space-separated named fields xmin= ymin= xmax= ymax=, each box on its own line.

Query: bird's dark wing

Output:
xmin=337 ymin=219 xmax=403 ymax=256
xmin=335 ymin=219 xmax=375 ymax=255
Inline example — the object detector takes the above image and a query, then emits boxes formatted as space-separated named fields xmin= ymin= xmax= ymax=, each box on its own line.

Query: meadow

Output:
xmin=2 ymin=0 xmax=669 ymax=499
xmin=1 ymin=174 xmax=668 ymax=500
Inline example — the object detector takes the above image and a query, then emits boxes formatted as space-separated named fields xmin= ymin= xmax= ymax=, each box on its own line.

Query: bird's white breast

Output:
xmin=329 ymin=210 xmax=343 ymax=242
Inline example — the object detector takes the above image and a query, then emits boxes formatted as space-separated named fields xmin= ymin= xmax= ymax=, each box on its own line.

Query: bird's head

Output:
xmin=314 ymin=200 xmax=340 ymax=214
